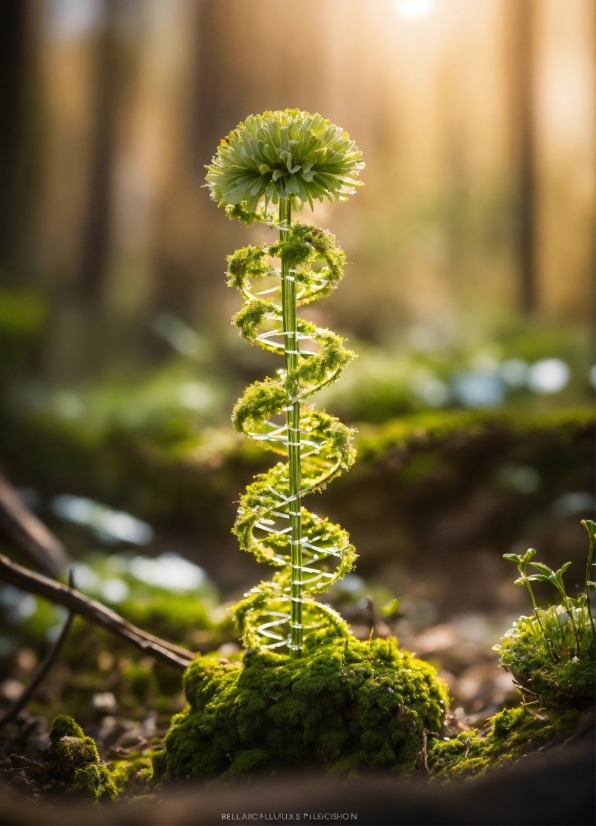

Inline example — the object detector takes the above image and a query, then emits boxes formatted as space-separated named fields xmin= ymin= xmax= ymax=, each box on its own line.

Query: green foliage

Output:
xmin=206 ymin=110 xmax=364 ymax=213
xmin=118 ymin=591 xmax=214 ymax=644
xmin=157 ymin=636 xmax=448 ymax=779
xmin=316 ymin=323 xmax=592 ymax=423
xmin=428 ymin=706 xmax=581 ymax=779
xmin=0 ymin=288 xmax=46 ymax=337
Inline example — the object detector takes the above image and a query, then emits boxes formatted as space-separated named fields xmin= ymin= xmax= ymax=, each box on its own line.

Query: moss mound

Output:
xmin=48 ymin=714 xmax=116 ymax=802
xmin=8 ymin=715 xmax=117 ymax=803
xmin=496 ymin=603 xmax=595 ymax=705
xmin=428 ymin=705 xmax=581 ymax=779
xmin=157 ymin=636 xmax=448 ymax=779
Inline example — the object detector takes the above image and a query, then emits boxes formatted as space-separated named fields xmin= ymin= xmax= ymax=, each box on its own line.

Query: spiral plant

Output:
xmin=206 ymin=110 xmax=365 ymax=657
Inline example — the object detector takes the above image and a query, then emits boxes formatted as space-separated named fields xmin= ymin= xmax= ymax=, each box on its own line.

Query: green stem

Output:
xmin=584 ymin=523 xmax=596 ymax=638
xmin=561 ymin=593 xmax=581 ymax=658
xmin=280 ymin=198 xmax=302 ymax=658
xmin=523 ymin=577 xmax=555 ymax=660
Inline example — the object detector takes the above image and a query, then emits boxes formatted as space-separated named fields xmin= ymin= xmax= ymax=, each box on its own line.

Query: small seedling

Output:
xmin=503 ymin=549 xmax=553 ymax=657
xmin=580 ymin=518 xmax=596 ymax=636
xmin=526 ymin=561 xmax=581 ymax=657
xmin=497 ymin=522 xmax=596 ymax=705
xmin=206 ymin=110 xmax=364 ymax=657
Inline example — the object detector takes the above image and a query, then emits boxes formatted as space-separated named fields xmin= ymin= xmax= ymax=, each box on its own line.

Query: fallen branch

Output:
xmin=0 ymin=474 xmax=68 ymax=576
xmin=0 ymin=553 xmax=194 ymax=670
xmin=0 ymin=571 xmax=77 ymax=728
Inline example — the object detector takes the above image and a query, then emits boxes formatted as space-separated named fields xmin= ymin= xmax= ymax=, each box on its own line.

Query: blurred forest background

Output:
xmin=0 ymin=0 xmax=594 ymax=729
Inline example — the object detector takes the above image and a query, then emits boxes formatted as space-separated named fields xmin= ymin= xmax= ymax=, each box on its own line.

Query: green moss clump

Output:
xmin=49 ymin=713 xmax=86 ymax=744
xmin=48 ymin=714 xmax=116 ymax=802
xmin=109 ymin=752 xmax=155 ymax=798
xmin=157 ymin=636 xmax=449 ymax=779
xmin=496 ymin=603 xmax=595 ymax=705
xmin=428 ymin=705 xmax=581 ymax=779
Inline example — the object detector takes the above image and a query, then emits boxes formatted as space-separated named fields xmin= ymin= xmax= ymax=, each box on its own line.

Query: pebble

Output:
xmin=114 ymin=728 xmax=146 ymax=750
xmin=0 ymin=679 xmax=24 ymax=702
xmin=16 ymin=649 xmax=37 ymax=672
xmin=218 ymin=642 xmax=240 ymax=656
xmin=92 ymin=691 xmax=118 ymax=715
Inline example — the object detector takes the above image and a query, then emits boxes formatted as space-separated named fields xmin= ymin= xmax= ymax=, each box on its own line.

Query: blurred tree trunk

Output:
xmin=0 ymin=0 xmax=28 ymax=273
xmin=507 ymin=0 xmax=538 ymax=316
xmin=79 ymin=0 xmax=121 ymax=306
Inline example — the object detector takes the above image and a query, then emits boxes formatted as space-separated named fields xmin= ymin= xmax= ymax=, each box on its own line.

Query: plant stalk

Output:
xmin=583 ymin=521 xmax=596 ymax=637
xmin=280 ymin=198 xmax=302 ymax=657
xmin=523 ymin=576 xmax=555 ymax=660
xmin=560 ymin=593 xmax=581 ymax=658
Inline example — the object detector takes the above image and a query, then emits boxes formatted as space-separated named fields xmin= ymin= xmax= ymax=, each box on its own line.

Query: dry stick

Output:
xmin=0 ymin=570 xmax=77 ymax=729
xmin=0 ymin=553 xmax=194 ymax=670
xmin=0 ymin=474 xmax=68 ymax=576
xmin=415 ymin=730 xmax=429 ymax=775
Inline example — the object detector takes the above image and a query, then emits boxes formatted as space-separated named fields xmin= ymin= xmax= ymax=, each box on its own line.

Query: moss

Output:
xmin=48 ymin=714 xmax=116 ymax=802
xmin=356 ymin=409 xmax=595 ymax=464
xmin=109 ymin=752 xmax=155 ymax=798
xmin=49 ymin=713 xmax=86 ymax=745
xmin=428 ymin=705 xmax=581 ymax=779
xmin=496 ymin=603 xmax=595 ymax=706
xmin=73 ymin=762 xmax=117 ymax=802
xmin=157 ymin=635 xmax=449 ymax=780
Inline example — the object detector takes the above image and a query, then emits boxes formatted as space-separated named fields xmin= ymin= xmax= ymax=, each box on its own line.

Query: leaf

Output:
xmin=503 ymin=553 xmax=522 ymax=563
xmin=553 ymin=562 xmax=571 ymax=591
xmin=530 ymin=562 xmax=555 ymax=577
xmin=527 ymin=574 xmax=551 ymax=584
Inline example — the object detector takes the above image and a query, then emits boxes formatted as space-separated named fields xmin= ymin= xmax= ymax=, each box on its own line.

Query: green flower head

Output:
xmin=205 ymin=109 xmax=364 ymax=212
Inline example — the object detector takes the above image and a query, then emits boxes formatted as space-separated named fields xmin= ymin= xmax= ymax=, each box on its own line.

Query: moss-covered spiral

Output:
xmin=207 ymin=111 xmax=363 ymax=655
xmin=228 ymin=220 xmax=358 ymax=653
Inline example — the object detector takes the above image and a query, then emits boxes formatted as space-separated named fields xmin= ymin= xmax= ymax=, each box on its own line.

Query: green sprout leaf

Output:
xmin=530 ymin=562 xmax=555 ymax=576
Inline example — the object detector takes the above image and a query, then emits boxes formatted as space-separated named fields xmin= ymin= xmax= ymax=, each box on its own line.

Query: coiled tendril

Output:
xmin=208 ymin=110 xmax=364 ymax=656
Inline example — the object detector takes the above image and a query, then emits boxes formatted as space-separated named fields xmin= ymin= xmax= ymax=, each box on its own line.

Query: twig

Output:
xmin=0 ymin=553 xmax=194 ymax=670
xmin=415 ymin=730 xmax=429 ymax=774
xmin=0 ymin=474 xmax=68 ymax=576
xmin=0 ymin=570 xmax=77 ymax=729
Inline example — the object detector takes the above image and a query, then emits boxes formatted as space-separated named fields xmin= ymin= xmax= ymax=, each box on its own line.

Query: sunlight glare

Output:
xmin=393 ymin=0 xmax=435 ymax=20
